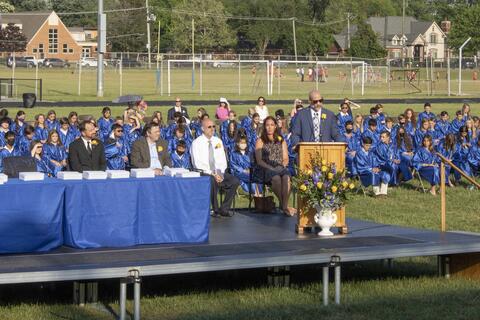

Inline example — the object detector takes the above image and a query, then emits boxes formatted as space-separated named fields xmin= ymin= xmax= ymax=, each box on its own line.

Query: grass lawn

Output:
xmin=2 ymin=65 xmax=480 ymax=102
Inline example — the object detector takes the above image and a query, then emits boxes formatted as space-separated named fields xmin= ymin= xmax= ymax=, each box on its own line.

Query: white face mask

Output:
xmin=239 ymin=143 xmax=247 ymax=150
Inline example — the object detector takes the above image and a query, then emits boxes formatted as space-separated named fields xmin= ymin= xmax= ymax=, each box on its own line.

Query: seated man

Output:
xmin=130 ymin=122 xmax=171 ymax=175
xmin=191 ymin=119 xmax=240 ymax=217
xmin=68 ymin=121 xmax=107 ymax=172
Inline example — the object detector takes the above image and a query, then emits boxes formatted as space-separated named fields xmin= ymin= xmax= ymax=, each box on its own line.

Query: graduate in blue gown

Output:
xmin=354 ymin=136 xmax=391 ymax=196
xmin=0 ymin=118 xmax=10 ymax=147
xmin=43 ymin=130 xmax=68 ymax=176
xmin=343 ymin=121 xmax=360 ymax=177
xmin=30 ymin=140 xmax=52 ymax=176
xmin=221 ymin=121 xmax=238 ymax=154
xmin=337 ymin=102 xmax=353 ymax=135
xmin=435 ymin=133 xmax=456 ymax=186
xmin=10 ymin=111 xmax=26 ymax=142
xmin=362 ymin=107 xmax=384 ymax=133
xmin=452 ymin=126 xmax=472 ymax=182
xmin=33 ymin=114 xmax=49 ymax=143
xmin=412 ymin=135 xmax=440 ymax=195
xmin=104 ymin=124 xmax=129 ymax=170
xmin=450 ymin=110 xmax=465 ymax=134
xmin=229 ymin=136 xmax=261 ymax=195
xmin=68 ymin=112 xmax=81 ymax=139
xmin=240 ymin=108 xmax=255 ymax=130
xmin=18 ymin=125 xmax=35 ymax=156
xmin=171 ymin=140 xmax=191 ymax=169
xmin=375 ymin=131 xmax=401 ymax=185
xmin=220 ymin=110 xmax=238 ymax=139
xmin=123 ymin=115 xmax=142 ymax=154
xmin=58 ymin=117 xmax=76 ymax=152
xmin=45 ymin=110 xmax=60 ymax=132
xmin=403 ymin=108 xmax=416 ymax=137
xmin=97 ymin=107 xmax=115 ymax=143
xmin=393 ymin=126 xmax=414 ymax=181
xmin=435 ymin=111 xmax=452 ymax=137
xmin=246 ymin=113 xmax=261 ymax=151
xmin=189 ymin=108 xmax=207 ymax=138
xmin=414 ymin=119 xmax=430 ymax=150
xmin=0 ymin=132 xmax=20 ymax=172
xmin=361 ymin=118 xmax=380 ymax=149
xmin=427 ymin=118 xmax=442 ymax=146
xmin=417 ymin=102 xmax=436 ymax=128
xmin=468 ymin=138 xmax=480 ymax=177
xmin=168 ymin=126 xmax=192 ymax=154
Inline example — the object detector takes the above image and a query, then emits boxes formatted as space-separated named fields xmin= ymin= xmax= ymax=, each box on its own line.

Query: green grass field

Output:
xmin=2 ymin=65 xmax=480 ymax=102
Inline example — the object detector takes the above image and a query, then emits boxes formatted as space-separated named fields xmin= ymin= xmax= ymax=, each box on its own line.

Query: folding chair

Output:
xmin=412 ymin=168 xmax=427 ymax=193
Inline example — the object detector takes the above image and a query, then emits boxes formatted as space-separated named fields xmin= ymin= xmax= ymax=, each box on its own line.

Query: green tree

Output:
xmin=106 ymin=0 xmax=146 ymax=52
xmin=0 ymin=23 xmax=27 ymax=52
xmin=51 ymin=0 xmax=97 ymax=27
xmin=448 ymin=4 xmax=480 ymax=54
xmin=348 ymin=21 xmax=387 ymax=58
xmin=0 ymin=1 xmax=14 ymax=12
xmin=169 ymin=0 xmax=236 ymax=52
xmin=9 ymin=0 xmax=48 ymax=11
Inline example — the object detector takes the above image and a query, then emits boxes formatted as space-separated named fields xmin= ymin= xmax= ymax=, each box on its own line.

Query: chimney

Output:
xmin=441 ymin=20 xmax=451 ymax=34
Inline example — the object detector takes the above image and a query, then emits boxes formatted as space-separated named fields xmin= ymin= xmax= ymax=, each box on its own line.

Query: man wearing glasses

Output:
xmin=290 ymin=89 xmax=343 ymax=147
xmin=191 ymin=119 xmax=240 ymax=217
xmin=167 ymin=97 xmax=190 ymax=122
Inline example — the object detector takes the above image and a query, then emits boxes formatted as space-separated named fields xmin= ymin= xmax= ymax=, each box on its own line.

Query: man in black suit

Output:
xmin=130 ymin=122 xmax=172 ymax=175
xmin=68 ymin=121 xmax=107 ymax=172
xmin=167 ymin=97 xmax=189 ymax=121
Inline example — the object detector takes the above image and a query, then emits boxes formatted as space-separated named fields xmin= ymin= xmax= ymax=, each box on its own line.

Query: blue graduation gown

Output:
xmin=435 ymin=120 xmax=451 ymax=137
xmin=190 ymin=121 xmax=203 ymax=138
xmin=414 ymin=129 xmax=428 ymax=150
xmin=171 ymin=151 xmax=192 ymax=169
xmin=34 ymin=126 xmax=49 ymax=142
xmin=417 ymin=111 xmax=436 ymax=127
xmin=344 ymin=132 xmax=360 ymax=176
xmin=104 ymin=138 xmax=128 ymax=170
xmin=354 ymin=148 xmax=390 ymax=187
xmin=453 ymin=139 xmax=472 ymax=180
xmin=229 ymin=150 xmax=261 ymax=193
xmin=70 ymin=124 xmax=81 ymax=139
xmin=412 ymin=147 xmax=440 ymax=185
xmin=375 ymin=141 xmax=400 ymax=185
xmin=34 ymin=156 xmax=52 ymax=176
xmin=435 ymin=142 xmax=454 ymax=179
xmin=10 ymin=122 xmax=25 ymax=141
xmin=468 ymin=144 xmax=480 ymax=174
xmin=404 ymin=121 xmax=415 ymax=137
xmin=450 ymin=119 xmax=465 ymax=134
xmin=337 ymin=113 xmax=352 ymax=134
xmin=0 ymin=147 xmax=20 ymax=172
xmin=361 ymin=128 xmax=379 ymax=148
xmin=43 ymin=143 xmax=67 ymax=176
xmin=167 ymin=137 xmax=191 ymax=155
xmin=393 ymin=140 xmax=413 ymax=181
xmin=240 ymin=116 xmax=252 ymax=130
xmin=123 ymin=124 xmax=142 ymax=154
xmin=45 ymin=119 xmax=59 ymax=132
xmin=97 ymin=117 xmax=114 ymax=142
xmin=18 ymin=136 xmax=33 ymax=156
xmin=0 ymin=131 xmax=7 ymax=148
xmin=59 ymin=129 xmax=76 ymax=151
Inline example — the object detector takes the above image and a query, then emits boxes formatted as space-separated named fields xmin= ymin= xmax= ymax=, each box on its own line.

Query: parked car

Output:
xmin=23 ymin=56 xmax=43 ymax=66
xmin=114 ymin=59 xmax=143 ymax=68
xmin=42 ymin=58 xmax=70 ymax=68
xmin=6 ymin=57 xmax=35 ymax=68
xmin=79 ymin=57 xmax=108 ymax=67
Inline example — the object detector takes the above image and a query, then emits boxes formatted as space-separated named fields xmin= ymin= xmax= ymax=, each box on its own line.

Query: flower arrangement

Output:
xmin=293 ymin=152 xmax=355 ymax=213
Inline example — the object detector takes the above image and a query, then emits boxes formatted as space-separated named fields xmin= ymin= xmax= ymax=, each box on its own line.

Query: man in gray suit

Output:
xmin=290 ymin=89 xmax=344 ymax=147
xmin=130 ymin=122 xmax=172 ymax=175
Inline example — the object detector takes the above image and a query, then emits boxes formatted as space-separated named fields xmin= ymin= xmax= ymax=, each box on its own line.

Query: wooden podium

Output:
xmin=296 ymin=142 xmax=348 ymax=234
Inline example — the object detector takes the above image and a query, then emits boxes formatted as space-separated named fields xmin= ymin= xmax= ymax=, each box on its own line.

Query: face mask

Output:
xmin=177 ymin=150 xmax=185 ymax=156
xmin=239 ymin=143 xmax=247 ymax=150
xmin=6 ymin=139 xmax=15 ymax=146
xmin=345 ymin=128 xmax=353 ymax=134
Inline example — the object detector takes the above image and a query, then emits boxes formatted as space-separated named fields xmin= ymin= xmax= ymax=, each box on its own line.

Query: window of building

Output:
xmin=82 ymin=47 xmax=91 ymax=57
xmin=39 ymin=43 xmax=44 ymax=53
xmin=33 ymin=48 xmax=37 ymax=53
xmin=430 ymin=34 xmax=437 ymax=44
xmin=48 ymin=28 xmax=58 ymax=53
xmin=63 ymin=43 xmax=68 ymax=53
xmin=69 ymin=48 xmax=74 ymax=53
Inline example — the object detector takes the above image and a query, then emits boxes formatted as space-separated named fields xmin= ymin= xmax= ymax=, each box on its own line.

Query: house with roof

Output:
xmin=0 ymin=11 xmax=97 ymax=61
xmin=331 ymin=16 xmax=447 ymax=61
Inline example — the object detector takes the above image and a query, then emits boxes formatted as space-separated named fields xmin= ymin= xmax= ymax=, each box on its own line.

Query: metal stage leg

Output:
xmin=73 ymin=281 xmax=98 ymax=305
xmin=134 ymin=275 xmax=141 ymax=320
xmin=334 ymin=265 xmax=341 ymax=305
xmin=119 ymin=279 xmax=127 ymax=320
xmin=322 ymin=266 xmax=329 ymax=306
xmin=438 ymin=255 xmax=451 ymax=279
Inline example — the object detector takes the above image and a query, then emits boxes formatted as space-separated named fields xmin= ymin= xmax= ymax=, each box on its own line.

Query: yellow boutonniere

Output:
xmin=321 ymin=113 xmax=327 ymax=120
xmin=91 ymin=140 xmax=98 ymax=146
xmin=157 ymin=146 xmax=163 ymax=152
xmin=277 ymin=136 xmax=283 ymax=142
xmin=215 ymin=143 xmax=222 ymax=149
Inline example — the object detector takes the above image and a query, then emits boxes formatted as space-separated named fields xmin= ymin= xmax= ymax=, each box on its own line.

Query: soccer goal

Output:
xmin=269 ymin=60 xmax=367 ymax=97
xmin=167 ymin=59 xmax=271 ymax=97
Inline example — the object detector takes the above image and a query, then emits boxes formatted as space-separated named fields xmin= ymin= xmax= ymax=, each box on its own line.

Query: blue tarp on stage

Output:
xmin=0 ymin=179 xmax=65 ymax=254
xmin=62 ymin=176 xmax=211 ymax=248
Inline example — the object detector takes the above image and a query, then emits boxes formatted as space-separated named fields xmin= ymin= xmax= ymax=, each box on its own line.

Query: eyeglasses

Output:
xmin=312 ymin=99 xmax=324 ymax=104
xmin=175 ymin=100 xmax=181 ymax=103
xmin=258 ymin=100 xmax=265 ymax=103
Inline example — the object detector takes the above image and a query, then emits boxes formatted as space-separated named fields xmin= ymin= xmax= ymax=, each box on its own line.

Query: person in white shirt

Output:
xmin=191 ymin=119 xmax=240 ymax=217
xmin=254 ymin=96 xmax=269 ymax=124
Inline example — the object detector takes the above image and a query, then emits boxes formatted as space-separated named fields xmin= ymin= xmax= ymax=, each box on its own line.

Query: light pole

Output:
xmin=458 ymin=37 xmax=471 ymax=95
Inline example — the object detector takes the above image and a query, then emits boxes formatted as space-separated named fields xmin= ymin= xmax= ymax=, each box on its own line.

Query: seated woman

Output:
xmin=229 ymin=135 xmax=261 ymax=195
xmin=215 ymin=97 xmax=231 ymax=122
xmin=190 ymin=108 xmax=207 ymax=138
xmin=43 ymin=130 xmax=68 ymax=176
xmin=393 ymin=126 xmax=414 ymax=182
xmin=97 ymin=107 xmax=115 ymax=143
xmin=33 ymin=113 xmax=48 ymax=144
xmin=18 ymin=125 xmax=35 ymax=156
xmin=343 ymin=120 xmax=360 ymax=177
xmin=254 ymin=116 xmax=295 ymax=216
xmin=354 ymin=136 xmax=391 ymax=196
xmin=435 ymin=133 xmax=456 ymax=187
xmin=412 ymin=135 xmax=440 ymax=195
xmin=30 ymin=140 xmax=52 ymax=176
xmin=452 ymin=126 xmax=472 ymax=183
xmin=222 ymin=121 xmax=238 ymax=154
xmin=468 ymin=138 xmax=480 ymax=177
xmin=247 ymin=113 xmax=261 ymax=151
xmin=171 ymin=140 xmax=191 ymax=169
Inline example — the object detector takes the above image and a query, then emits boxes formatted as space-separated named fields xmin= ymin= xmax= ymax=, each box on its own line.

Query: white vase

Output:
xmin=313 ymin=205 xmax=337 ymax=236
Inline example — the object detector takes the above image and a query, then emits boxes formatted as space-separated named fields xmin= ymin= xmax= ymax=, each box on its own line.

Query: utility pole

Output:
xmin=146 ymin=0 xmax=152 ymax=69
xmin=347 ymin=12 xmax=351 ymax=51
xmin=191 ymin=18 xmax=195 ymax=90
xmin=156 ymin=20 xmax=160 ymax=70
xmin=402 ymin=0 xmax=405 ymax=67
xmin=292 ymin=18 xmax=298 ymax=64
xmin=97 ymin=0 xmax=106 ymax=97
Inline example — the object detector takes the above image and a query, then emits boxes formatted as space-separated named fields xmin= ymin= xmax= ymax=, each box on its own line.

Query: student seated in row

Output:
xmin=354 ymin=136 xmax=391 ymax=197
xmin=58 ymin=117 xmax=76 ymax=152
xmin=171 ymin=140 xmax=191 ymax=169
xmin=30 ymin=140 xmax=52 ymax=176
xmin=18 ymin=125 xmax=35 ymax=156
xmin=412 ymin=135 xmax=439 ymax=196
xmin=394 ymin=126 xmax=414 ymax=181
xmin=104 ymin=124 xmax=129 ymax=170
xmin=98 ymin=107 xmax=115 ymax=143
xmin=0 ymin=131 xmax=20 ymax=172
xmin=43 ymin=130 xmax=68 ymax=176
xmin=436 ymin=133 xmax=456 ymax=187
xmin=375 ymin=131 xmax=400 ymax=186
xmin=229 ymin=135 xmax=261 ymax=195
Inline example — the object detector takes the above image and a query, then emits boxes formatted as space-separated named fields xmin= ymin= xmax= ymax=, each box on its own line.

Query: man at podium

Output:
xmin=291 ymin=90 xmax=344 ymax=145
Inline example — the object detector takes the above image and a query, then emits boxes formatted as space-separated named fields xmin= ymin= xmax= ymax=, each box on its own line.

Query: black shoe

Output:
xmin=219 ymin=210 xmax=235 ymax=217
xmin=210 ymin=210 xmax=221 ymax=218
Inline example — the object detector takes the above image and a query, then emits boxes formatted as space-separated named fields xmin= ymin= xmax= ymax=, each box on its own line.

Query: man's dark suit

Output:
xmin=167 ymin=106 xmax=189 ymax=121
xmin=290 ymin=107 xmax=344 ymax=145
xmin=130 ymin=136 xmax=172 ymax=168
xmin=68 ymin=138 xmax=107 ymax=172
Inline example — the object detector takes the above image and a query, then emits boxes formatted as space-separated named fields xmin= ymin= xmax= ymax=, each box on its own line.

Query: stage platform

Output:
xmin=2 ymin=211 xmax=480 ymax=285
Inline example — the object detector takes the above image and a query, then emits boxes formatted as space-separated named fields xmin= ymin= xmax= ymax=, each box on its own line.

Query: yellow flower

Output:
xmin=299 ymin=184 xmax=307 ymax=192
xmin=316 ymin=182 xmax=322 ymax=189
xmin=306 ymin=169 xmax=313 ymax=176
xmin=321 ymin=165 xmax=327 ymax=172
xmin=327 ymin=172 xmax=334 ymax=180
xmin=342 ymin=181 xmax=349 ymax=188
xmin=321 ymin=159 xmax=327 ymax=166
xmin=321 ymin=113 xmax=327 ymax=120
xmin=331 ymin=186 xmax=338 ymax=193
xmin=157 ymin=146 xmax=163 ymax=152
xmin=349 ymin=183 xmax=355 ymax=190
xmin=215 ymin=143 xmax=222 ymax=149
xmin=91 ymin=139 xmax=98 ymax=146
